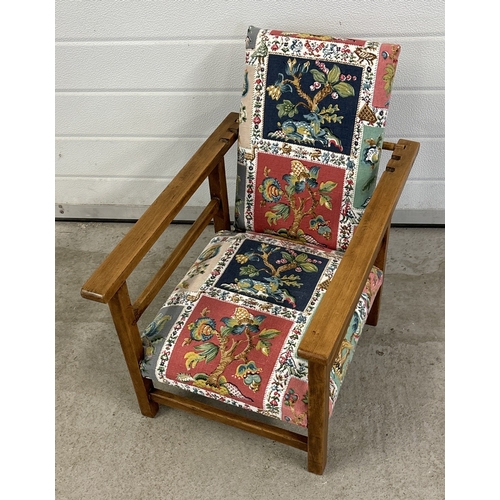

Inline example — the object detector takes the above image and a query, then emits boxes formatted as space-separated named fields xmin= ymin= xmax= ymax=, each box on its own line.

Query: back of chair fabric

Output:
xmin=235 ymin=26 xmax=401 ymax=251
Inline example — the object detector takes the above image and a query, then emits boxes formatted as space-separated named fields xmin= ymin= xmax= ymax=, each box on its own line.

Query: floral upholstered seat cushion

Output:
xmin=140 ymin=231 xmax=383 ymax=427
xmin=235 ymin=27 xmax=400 ymax=251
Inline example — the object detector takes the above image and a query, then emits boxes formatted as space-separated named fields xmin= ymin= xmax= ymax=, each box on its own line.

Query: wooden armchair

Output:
xmin=81 ymin=26 xmax=419 ymax=474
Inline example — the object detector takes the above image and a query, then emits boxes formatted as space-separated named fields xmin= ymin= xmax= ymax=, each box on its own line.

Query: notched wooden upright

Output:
xmin=298 ymin=138 xmax=419 ymax=473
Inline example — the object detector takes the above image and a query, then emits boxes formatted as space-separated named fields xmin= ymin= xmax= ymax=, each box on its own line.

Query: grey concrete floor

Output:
xmin=56 ymin=221 xmax=444 ymax=500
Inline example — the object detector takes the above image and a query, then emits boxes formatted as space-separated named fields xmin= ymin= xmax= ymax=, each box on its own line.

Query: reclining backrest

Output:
xmin=235 ymin=26 xmax=401 ymax=251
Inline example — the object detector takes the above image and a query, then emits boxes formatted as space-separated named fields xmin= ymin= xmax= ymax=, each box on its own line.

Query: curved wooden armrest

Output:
xmin=81 ymin=112 xmax=239 ymax=304
xmin=298 ymin=139 xmax=420 ymax=367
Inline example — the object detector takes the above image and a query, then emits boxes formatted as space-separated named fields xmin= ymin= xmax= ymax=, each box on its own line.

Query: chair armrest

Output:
xmin=298 ymin=139 xmax=420 ymax=366
xmin=81 ymin=112 xmax=239 ymax=304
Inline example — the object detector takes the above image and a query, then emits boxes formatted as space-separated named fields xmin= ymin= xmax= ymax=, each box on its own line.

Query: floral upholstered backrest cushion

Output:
xmin=235 ymin=26 xmax=401 ymax=251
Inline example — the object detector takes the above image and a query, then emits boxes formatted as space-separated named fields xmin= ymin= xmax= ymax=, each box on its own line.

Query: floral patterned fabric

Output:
xmin=139 ymin=26 xmax=401 ymax=428
xmin=235 ymin=26 xmax=400 ymax=251
xmin=140 ymin=231 xmax=383 ymax=427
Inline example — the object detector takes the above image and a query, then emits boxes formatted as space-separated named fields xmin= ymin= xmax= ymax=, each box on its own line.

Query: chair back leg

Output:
xmin=366 ymin=226 xmax=390 ymax=326
xmin=208 ymin=158 xmax=232 ymax=232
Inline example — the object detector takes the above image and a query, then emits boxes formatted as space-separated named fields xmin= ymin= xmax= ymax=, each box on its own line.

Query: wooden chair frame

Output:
xmin=81 ymin=111 xmax=420 ymax=474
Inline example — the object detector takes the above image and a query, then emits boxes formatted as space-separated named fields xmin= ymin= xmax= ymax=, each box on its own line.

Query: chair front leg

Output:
xmin=307 ymin=360 xmax=331 ymax=474
xmin=108 ymin=282 xmax=159 ymax=418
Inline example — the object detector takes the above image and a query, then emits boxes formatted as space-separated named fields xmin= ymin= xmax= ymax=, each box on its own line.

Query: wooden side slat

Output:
xmin=132 ymin=198 xmax=220 ymax=320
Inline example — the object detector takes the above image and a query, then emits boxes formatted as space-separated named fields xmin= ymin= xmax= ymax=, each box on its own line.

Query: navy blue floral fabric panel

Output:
xmin=214 ymin=238 xmax=328 ymax=311
xmin=263 ymin=54 xmax=363 ymax=156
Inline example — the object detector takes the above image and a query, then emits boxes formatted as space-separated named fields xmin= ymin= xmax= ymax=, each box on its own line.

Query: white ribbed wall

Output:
xmin=55 ymin=0 xmax=445 ymax=224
